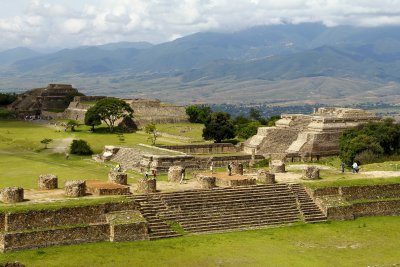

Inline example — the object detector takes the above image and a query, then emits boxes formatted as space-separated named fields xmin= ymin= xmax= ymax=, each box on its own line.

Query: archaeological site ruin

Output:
xmin=1 ymin=85 xmax=399 ymax=253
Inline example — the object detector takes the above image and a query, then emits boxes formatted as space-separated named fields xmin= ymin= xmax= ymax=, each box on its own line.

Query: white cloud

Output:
xmin=1 ymin=0 xmax=400 ymax=49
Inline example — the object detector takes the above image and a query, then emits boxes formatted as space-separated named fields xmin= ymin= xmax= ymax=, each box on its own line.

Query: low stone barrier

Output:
xmin=108 ymin=172 xmax=128 ymax=185
xmin=168 ymin=166 xmax=184 ymax=182
xmin=64 ymin=180 xmax=86 ymax=197
xmin=1 ymin=224 xmax=109 ymax=252
xmin=1 ymin=187 xmax=24 ymax=203
xmin=136 ymin=178 xmax=157 ymax=194
xmin=38 ymin=174 xmax=58 ymax=190
xmin=197 ymin=175 xmax=216 ymax=189
xmin=269 ymin=160 xmax=285 ymax=173
xmin=302 ymin=166 xmax=320 ymax=180
xmin=257 ymin=170 xmax=275 ymax=184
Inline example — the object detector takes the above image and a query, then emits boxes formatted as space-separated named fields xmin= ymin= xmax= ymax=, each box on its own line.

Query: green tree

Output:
xmin=66 ymin=120 xmax=79 ymax=132
xmin=0 ymin=93 xmax=17 ymax=106
xmin=63 ymin=91 xmax=85 ymax=106
xmin=249 ymin=108 xmax=262 ymax=121
xmin=339 ymin=120 xmax=400 ymax=165
xmin=40 ymin=138 xmax=53 ymax=149
xmin=202 ymin=112 xmax=235 ymax=143
xmin=70 ymin=139 xmax=93 ymax=155
xmin=186 ymin=105 xmax=212 ymax=123
xmin=145 ymin=123 xmax=158 ymax=145
xmin=84 ymin=107 xmax=102 ymax=132
xmin=236 ymin=121 xmax=261 ymax=139
xmin=89 ymin=98 xmax=133 ymax=132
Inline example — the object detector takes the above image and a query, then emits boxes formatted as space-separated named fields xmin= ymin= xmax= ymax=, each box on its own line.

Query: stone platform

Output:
xmin=198 ymin=172 xmax=256 ymax=187
xmin=86 ymin=180 xmax=131 ymax=196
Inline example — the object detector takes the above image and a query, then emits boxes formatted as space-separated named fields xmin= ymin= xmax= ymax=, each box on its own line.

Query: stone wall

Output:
xmin=320 ymin=199 xmax=400 ymax=220
xmin=306 ymin=184 xmax=400 ymax=200
xmin=1 ymin=224 xmax=109 ymax=252
xmin=3 ymin=201 xmax=135 ymax=232
xmin=141 ymin=154 xmax=265 ymax=172
xmin=0 ymin=200 xmax=150 ymax=252
xmin=157 ymin=143 xmax=238 ymax=154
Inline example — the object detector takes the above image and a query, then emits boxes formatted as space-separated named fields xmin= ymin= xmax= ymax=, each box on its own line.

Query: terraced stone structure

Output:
xmin=8 ymin=84 xmax=78 ymax=117
xmin=244 ymin=108 xmax=379 ymax=161
xmin=63 ymin=97 xmax=188 ymax=126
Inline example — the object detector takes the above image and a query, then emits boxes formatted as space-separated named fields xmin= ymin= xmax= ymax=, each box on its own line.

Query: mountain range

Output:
xmin=1 ymin=23 xmax=400 ymax=105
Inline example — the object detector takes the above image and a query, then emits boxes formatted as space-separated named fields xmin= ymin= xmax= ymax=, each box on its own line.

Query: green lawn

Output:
xmin=1 ymin=216 xmax=399 ymax=266
xmin=0 ymin=120 xmax=199 ymax=189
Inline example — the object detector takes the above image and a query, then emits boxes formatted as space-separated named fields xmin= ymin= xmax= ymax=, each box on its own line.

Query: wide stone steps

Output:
xmin=289 ymin=184 xmax=327 ymax=223
xmin=129 ymin=184 xmax=327 ymax=239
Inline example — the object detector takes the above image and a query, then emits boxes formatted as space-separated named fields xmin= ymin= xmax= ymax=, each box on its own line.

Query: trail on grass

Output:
xmin=51 ymin=137 xmax=74 ymax=153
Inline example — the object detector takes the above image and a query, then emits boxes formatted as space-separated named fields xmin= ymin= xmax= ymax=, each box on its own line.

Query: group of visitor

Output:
xmin=341 ymin=162 xmax=360 ymax=173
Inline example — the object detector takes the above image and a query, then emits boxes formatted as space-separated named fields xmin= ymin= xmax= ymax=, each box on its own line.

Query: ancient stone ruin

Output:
xmin=302 ymin=166 xmax=320 ymax=180
xmin=63 ymin=96 xmax=189 ymax=126
xmin=7 ymin=84 xmax=78 ymax=118
xmin=197 ymin=175 xmax=216 ymax=189
xmin=257 ymin=170 xmax=276 ymax=184
xmin=270 ymin=160 xmax=285 ymax=173
xmin=136 ymin=178 xmax=157 ymax=193
xmin=38 ymin=174 xmax=58 ymax=190
xmin=244 ymin=108 xmax=380 ymax=161
xmin=64 ymin=180 xmax=86 ymax=197
xmin=168 ymin=166 xmax=184 ymax=182
xmin=108 ymin=172 xmax=128 ymax=185
xmin=1 ymin=187 xmax=24 ymax=203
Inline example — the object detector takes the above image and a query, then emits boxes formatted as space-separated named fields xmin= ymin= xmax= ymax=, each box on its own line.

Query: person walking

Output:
xmin=341 ymin=162 xmax=345 ymax=173
xmin=352 ymin=162 xmax=359 ymax=173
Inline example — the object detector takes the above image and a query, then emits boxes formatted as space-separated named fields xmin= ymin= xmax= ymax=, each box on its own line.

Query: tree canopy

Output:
xmin=339 ymin=119 xmax=400 ymax=165
xmin=88 ymin=98 xmax=133 ymax=132
xmin=84 ymin=107 xmax=102 ymax=131
xmin=186 ymin=105 xmax=212 ymax=123
xmin=202 ymin=112 xmax=235 ymax=143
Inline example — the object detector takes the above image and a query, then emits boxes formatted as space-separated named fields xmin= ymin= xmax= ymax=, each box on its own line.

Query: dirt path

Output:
xmin=51 ymin=137 xmax=74 ymax=153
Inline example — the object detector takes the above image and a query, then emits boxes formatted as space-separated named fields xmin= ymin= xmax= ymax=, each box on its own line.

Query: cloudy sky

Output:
xmin=1 ymin=0 xmax=400 ymax=50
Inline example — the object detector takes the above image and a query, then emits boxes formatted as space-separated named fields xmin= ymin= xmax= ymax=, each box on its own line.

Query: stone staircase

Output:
xmin=157 ymin=184 xmax=301 ymax=233
xmin=289 ymin=183 xmax=327 ymax=223
xmin=111 ymin=147 xmax=143 ymax=170
xmin=130 ymin=184 xmax=328 ymax=239
xmin=131 ymin=195 xmax=181 ymax=240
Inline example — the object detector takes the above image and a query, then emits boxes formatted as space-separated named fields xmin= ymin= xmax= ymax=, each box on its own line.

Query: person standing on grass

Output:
xmin=152 ymin=169 xmax=157 ymax=179
xmin=352 ymin=162 xmax=359 ymax=173
xmin=180 ymin=167 xmax=186 ymax=184
xmin=210 ymin=162 xmax=214 ymax=174
xmin=341 ymin=162 xmax=345 ymax=173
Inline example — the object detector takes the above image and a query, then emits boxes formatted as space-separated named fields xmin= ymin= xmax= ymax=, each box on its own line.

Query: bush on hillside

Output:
xmin=70 ymin=139 xmax=93 ymax=155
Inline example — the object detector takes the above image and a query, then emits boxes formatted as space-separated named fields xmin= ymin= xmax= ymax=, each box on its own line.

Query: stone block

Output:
xmin=38 ymin=174 xmax=58 ymax=190
xmin=108 ymin=172 xmax=128 ymax=185
xmin=302 ymin=166 xmax=320 ymax=180
xmin=64 ymin=180 xmax=86 ymax=197
xmin=168 ymin=166 xmax=184 ymax=182
xmin=197 ymin=175 xmax=216 ymax=189
xmin=270 ymin=160 xmax=285 ymax=173
xmin=257 ymin=170 xmax=276 ymax=184
xmin=231 ymin=163 xmax=244 ymax=175
xmin=137 ymin=178 xmax=156 ymax=194
xmin=1 ymin=187 xmax=24 ymax=203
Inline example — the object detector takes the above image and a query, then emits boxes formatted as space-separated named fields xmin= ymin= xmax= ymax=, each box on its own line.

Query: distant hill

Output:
xmin=1 ymin=23 xmax=400 ymax=104
xmin=0 ymin=47 xmax=41 ymax=65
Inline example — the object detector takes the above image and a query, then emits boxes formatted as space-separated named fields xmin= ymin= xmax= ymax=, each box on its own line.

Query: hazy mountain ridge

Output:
xmin=1 ymin=23 xmax=400 ymax=104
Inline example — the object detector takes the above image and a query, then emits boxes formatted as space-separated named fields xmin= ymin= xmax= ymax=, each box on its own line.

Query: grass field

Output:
xmin=0 ymin=120 xmax=203 ymax=189
xmin=0 ymin=216 xmax=399 ymax=266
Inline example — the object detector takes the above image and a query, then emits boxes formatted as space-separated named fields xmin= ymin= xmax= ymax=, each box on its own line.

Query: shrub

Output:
xmin=70 ymin=139 xmax=93 ymax=155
